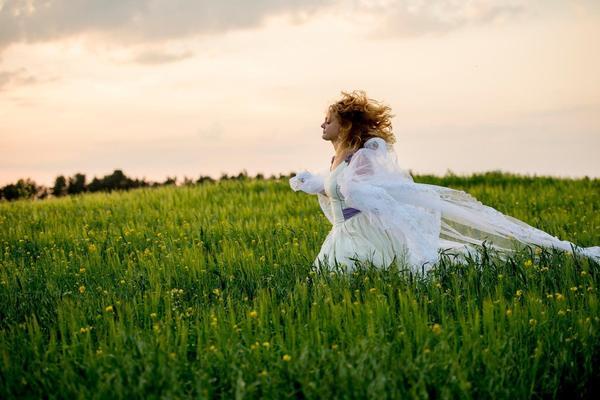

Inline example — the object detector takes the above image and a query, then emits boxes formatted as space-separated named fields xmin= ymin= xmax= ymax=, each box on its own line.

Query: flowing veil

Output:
xmin=291 ymin=137 xmax=600 ymax=272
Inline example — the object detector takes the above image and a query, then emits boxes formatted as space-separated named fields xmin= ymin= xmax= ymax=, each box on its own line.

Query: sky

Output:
xmin=1 ymin=0 xmax=599 ymax=186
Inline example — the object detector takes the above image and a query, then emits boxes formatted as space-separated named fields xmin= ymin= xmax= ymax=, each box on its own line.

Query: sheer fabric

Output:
xmin=290 ymin=137 xmax=600 ymax=273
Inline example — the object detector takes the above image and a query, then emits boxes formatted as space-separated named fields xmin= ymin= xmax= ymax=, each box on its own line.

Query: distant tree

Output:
xmin=219 ymin=173 xmax=230 ymax=181
xmin=105 ymin=169 xmax=130 ymax=191
xmin=1 ymin=178 xmax=40 ymax=201
xmin=36 ymin=186 xmax=50 ymax=199
xmin=87 ymin=170 xmax=135 ymax=192
xmin=163 ymin=176 xmax=177 ymax=186
xmin=67 ymin=173 xmax=86 ymax=195
xmin=131 ymin=178 xmax=150 ymax=189
xmin=87 ymin=177 xmax=104 ymax=192
xmin=182 ymin=176 xmax=195 ymax=186
xmin=1 ymin=184 xmax=20 ymax=200
xmin=196 ymin=175 xmax=215 ymax=184
xmin=255 ymin=173 xmax=264 ymax=180
xmin=236 ymin=169 xmax=249 ymax=181
xmin=52 ymin=175 xmax=68 ymax=197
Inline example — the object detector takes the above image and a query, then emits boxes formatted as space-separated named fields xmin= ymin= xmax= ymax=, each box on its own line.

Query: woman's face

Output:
xmin=321 ymin=111 xmax=341 ymax=142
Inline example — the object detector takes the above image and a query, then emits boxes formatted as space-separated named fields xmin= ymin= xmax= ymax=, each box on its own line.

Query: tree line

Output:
xmin=0 ymin=169 xmax=289 ymax=201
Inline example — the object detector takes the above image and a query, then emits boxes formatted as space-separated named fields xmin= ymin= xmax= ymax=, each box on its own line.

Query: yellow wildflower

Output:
xmin=432 ymin=323 xmax=442 ymax=335
xmin=524 ymin=259 xmax=533 ymax=268
xmin=282 ymin=354 xmax=292 ymax=362
xmin=516 ymin=290 xmax=523 ymax=298
xmin=529 ymin=319 xmax=537 ymax=327
xmin=506 ymin=309 xmax=513 ymax=317
xmin=105 ymin=305 xmax=113 ymax=313
xmin=248 ymin=310 xmax=258 ymax=318
xmin=79 ymin=286 xmax=86 ymax=294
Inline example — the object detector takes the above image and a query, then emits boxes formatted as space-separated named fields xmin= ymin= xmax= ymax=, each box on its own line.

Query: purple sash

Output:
xmin=342 ymin=207 xmax=361 ymax=220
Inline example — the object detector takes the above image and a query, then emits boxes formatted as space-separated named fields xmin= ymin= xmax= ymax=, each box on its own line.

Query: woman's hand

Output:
xmin=289 ymin=171 xmax=324 ymax=194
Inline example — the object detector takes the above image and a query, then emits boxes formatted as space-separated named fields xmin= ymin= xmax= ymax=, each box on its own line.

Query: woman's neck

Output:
xmin=332 ymin=140 xmax=352 ymax=156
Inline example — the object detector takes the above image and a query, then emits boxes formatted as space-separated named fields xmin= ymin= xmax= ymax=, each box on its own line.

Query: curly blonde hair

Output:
xmin=327 ymin=90 xmax=396 ymax=152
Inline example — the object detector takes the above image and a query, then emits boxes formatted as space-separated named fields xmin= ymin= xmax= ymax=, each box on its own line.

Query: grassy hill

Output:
xmin=0 ymin=173 xmax=599 ymax=398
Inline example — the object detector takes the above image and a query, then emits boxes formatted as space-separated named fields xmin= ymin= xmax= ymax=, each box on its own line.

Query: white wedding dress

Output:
xmin=289 ymin=137 xmax=600 ymax=273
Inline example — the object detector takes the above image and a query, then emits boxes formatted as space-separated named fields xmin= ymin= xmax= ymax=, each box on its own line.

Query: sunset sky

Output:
xmin=1 ymin=0 xmax=599 ymax=186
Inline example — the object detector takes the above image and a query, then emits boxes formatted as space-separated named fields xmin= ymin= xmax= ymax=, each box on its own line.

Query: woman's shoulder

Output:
xmin=340 ymin=137 xmax=391 ymax=167
xmin=348 ymin=137 xmax=388 ymax=161
xmin=363 ymin=137 xmax=387 ymax=151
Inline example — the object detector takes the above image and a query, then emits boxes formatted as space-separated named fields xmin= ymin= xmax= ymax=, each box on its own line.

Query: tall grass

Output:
xmin=0 ymin=173 xmax=598 ymax=398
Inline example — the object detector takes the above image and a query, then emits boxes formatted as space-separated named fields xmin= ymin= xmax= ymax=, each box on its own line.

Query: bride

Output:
xmin=289 ymin=90 xmax=600 ymax=273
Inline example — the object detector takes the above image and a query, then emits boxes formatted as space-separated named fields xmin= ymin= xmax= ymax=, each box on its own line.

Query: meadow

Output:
xmin=0 ymin=172 xmax=598 ymax=399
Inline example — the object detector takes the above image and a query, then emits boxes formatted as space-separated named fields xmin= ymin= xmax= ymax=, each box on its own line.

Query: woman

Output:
xmin=290 ymin=90 xmax=600 ymax=273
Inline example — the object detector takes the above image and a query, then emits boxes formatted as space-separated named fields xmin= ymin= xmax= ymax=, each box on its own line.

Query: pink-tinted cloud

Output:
xmin=0 ymin=0 xmax=334 ymax=50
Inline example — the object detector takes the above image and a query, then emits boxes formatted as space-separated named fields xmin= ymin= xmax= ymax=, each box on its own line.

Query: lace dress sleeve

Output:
xmin=289 ymin=169 xmax=334 ymax=225
xmin=289 ymin=170 xmax=327 ymax=195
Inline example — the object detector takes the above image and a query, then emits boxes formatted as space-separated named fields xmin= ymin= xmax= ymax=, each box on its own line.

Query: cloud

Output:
xmin=0 ymin=0 xmax=334 ymax=51
xmin=357 ymin=0 xmax=527 ymax=39
xmin=1 ymin=0 xmax=597 ymax=53
xmin=132 ymin=49 xmax=194 ymax=65
xmin=0 ymin=67 xmax=37 ymax=90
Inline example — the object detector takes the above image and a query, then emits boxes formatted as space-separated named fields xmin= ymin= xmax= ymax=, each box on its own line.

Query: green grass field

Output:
xmin=1 ymin=172 xmax=599 ymax=399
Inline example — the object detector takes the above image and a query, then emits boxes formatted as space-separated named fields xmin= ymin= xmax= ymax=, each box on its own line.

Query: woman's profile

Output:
xmin=290 ymin=90 xmax=600 ymax=273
